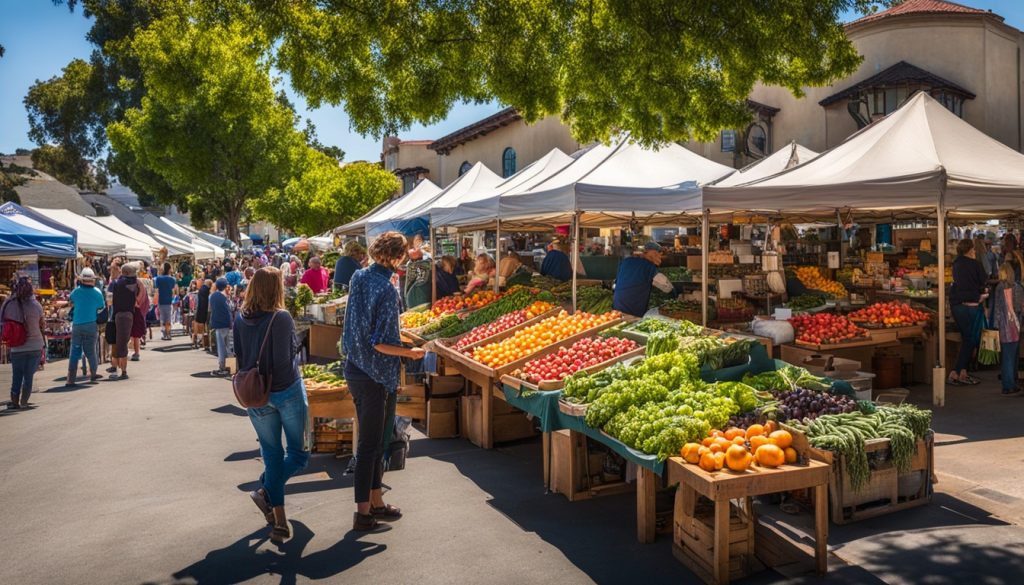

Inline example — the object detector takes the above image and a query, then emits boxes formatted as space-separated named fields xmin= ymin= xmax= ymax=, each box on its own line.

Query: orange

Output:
xmin=749 ymin=435 xmax=771 ymax=452
xmin=681 ymin=443 xmax=702 ymax=464
xmin=699 ymin=452 xmax=718 ymax=472
xmin=701 ymin=437 xmax=715 ymax=447
xmin=725 ymin=444 xmax=752 ymax=472
xmin=711 ymin=429 xmax=725 ymax=439
xmin=724 ymin=427 xmax=745 ymax=441
xmin=745 ymin=424 xmax=766 ymax=440
xmin=769 ymin=430 xmax=793 ymax=449
xmin=713 ymin=452 xmax=725 ymax=470
xmin=755 ymin=444 xmax=785 ymax=468
xmin=713 ymin=437 xmax=733 ymax=451
xmin=784 ymin=447 xmax=798 ymax=464
xmin=698 ymin=445 xmax=711 ymax=457
xmin=764 ymin=420 xmax=777 ymax=434
xmin=732 ymin=436 xmax=747 ymax=446
xmin=709 ymin=443 xmax=723 ymax=454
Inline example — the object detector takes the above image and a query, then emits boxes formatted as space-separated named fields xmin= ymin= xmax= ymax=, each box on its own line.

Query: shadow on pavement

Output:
xmin=150 ymin=344 xmax=198 ymax=354
xmin=164 ymin=520 xmax=386 ymax=585
xmin=224 ymin=448 xmax=261 ymax=462
xmin=235 ymin=456 xmax=356 ymax=497
xmin=211 ymin=404 xmax=248 ymax=417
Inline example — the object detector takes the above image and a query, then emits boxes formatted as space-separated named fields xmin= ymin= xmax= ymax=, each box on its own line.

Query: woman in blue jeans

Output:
xmin=234 ymin=267 xmax=308 ymax=543
xmin=344 ymin=232 xmax=425 ymax=532
xmin=2 ymin=277 xmax=46 ymax=409
xmin=949 ymin=238 xmax=989 ymax=386
xmin=990 ymin=262 xmax=1024 ymax=394
xmin=67 ymin=268 xmax=106 ymax=386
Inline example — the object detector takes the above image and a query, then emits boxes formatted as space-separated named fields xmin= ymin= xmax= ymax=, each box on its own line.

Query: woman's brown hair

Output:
xmin=369 ymin=231 xmax=408 ymax=268
xmin=242 ymin=267 xmax=285 ymax=314
xmin=956 ymin=238 xmax=974 ymax=257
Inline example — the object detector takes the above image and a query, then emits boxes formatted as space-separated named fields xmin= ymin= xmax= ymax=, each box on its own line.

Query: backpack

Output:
xmin=1 ymin=298 xmax=27 ymax=348
xmin=232 ymin=311 xmax=278 ymax=408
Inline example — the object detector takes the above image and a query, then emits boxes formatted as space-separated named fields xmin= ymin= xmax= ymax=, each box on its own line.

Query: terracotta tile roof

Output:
xmin=850 ymin=0 xmax=997 ymax=27
xmin=819 ymin=60 xmax=975 ymax=106
xmin=429 ymin=107 xmax=522 ymax=154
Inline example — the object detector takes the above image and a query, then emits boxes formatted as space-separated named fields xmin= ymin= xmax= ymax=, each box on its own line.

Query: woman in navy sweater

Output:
xmin=949 ymin=238 xmax=989 ymax=385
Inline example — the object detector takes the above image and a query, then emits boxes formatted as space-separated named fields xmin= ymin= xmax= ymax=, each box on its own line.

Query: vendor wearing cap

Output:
xmin=540 ymin=240 xmax=573 ymax=282
xmin=612 ymin=242 xmax=674 ymax=317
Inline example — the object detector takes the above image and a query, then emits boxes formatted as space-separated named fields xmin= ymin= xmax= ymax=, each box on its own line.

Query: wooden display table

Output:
xmin=666 ymin=458 xmax=830 ymax=585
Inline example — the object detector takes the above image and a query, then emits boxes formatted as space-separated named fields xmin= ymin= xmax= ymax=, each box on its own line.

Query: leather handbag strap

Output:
xmin=254 ymin=311 xmax=278 ymax=374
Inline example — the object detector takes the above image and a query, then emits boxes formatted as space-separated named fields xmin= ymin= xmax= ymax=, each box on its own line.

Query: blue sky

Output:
xmin=2 ymin=0 xmax=1024 ymax=164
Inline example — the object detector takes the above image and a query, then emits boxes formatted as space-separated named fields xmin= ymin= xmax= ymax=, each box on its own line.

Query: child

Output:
xmin=990 ymin=262 xmax=1024 ymax=395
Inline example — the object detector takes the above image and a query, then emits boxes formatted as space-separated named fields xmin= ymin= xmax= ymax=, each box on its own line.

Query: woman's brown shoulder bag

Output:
xmin=232 ymin=311 xmax=278 ymax=408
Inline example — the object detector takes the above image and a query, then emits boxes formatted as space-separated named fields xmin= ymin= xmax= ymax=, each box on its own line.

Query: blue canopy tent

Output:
xmin=0 ymin=201 xmax=77 ymax=253
xmin=0 ymin=213 xmax=77 ymax=258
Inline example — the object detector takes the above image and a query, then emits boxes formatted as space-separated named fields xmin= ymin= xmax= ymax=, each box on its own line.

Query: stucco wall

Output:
xmin=396 ymin=143 xmax=440 ymax=182
xmin=437 ymin=115 xmax=580 ymax=186
xmin=744 ymin=14 xmax=1023 ymax=155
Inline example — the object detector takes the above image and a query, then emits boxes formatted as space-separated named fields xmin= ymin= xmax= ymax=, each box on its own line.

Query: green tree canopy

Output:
xmin=252 ymin=151 xmax=399 ymax=236
xmin=228 ymin=0 xmax=898 ymax=145
xmin=107 ymin=15 xmax=301 ymax=242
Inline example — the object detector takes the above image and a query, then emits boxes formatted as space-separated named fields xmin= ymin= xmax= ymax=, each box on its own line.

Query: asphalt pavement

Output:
xmin=1 ymin=333 xmax=1022 ymax=585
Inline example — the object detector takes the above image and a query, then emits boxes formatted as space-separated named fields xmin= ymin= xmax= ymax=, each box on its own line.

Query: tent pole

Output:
xmin=572 ymin=211 xmax=580 ymax=313
xmin=701 ymin=209 xmax=710 ymax=327
xmin=935 ymin=188 xmax=947 ymax=407
xmin=494 ymin=219 xmax=501 ymax=294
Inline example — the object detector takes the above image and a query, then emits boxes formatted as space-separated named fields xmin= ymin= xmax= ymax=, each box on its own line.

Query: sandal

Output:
xmin=962 ymin=376 xmax=981 ymax=385
xmin=249 ymin=489 xmax=274 ymax=525
xmin=352 ymin=512 xmax=382 ymax=532
xmin=948 ymin=377 xmax=965 ymax=386
xmin=269 ymin=522 xmax=290 ymax=543
xmin=370 ymin=503 xmax=403 ymax=520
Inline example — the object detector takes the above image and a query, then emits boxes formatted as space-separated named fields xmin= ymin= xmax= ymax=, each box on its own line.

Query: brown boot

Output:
xmin=269 ymin=507 xmax=290 ymax=543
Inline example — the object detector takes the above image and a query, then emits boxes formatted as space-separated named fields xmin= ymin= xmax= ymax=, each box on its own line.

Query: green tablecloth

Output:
xmin=501 ymin=384 xmax=665 ymax=474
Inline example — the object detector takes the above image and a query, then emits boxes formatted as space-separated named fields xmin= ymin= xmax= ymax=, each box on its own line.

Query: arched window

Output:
xmin=502 ymin=147 xmax=516 ymax=178
xmin=458 ymin=161 xmax=472 ymax=176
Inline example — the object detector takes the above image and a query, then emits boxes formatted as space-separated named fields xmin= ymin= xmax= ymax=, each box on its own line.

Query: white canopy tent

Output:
xmin=713 ymin=142 xmax=819 ymax=187
xmin=158 ymin=217 xmax=225 ymax=259
xmin=705 ymin=92 xmax=1024 ymax=407
xmin=140 ymin=213 xmax=216 ymax=260
xmin=30 ymin=206 xmax=139 ymax=257
xmin=391 ymin=162 xmax=503 ymax=231
xmin=336 ymin=178 xmax=443 ymax=236
xmin=89 ymin=215 xmax=189 ymax=257
xmin=496 ymin=138 xmax=735 ymax=227
xmin=431 ymin=148 xmax=574 ymax=228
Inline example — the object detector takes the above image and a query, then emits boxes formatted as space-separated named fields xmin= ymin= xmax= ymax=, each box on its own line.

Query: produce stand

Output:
xmin=309 ymin=323 xmax=343 ymax=359
xmin=665 ymin=457 xmax=830 ymax=585
xmin=433 ymin=315 xmax=623 ymax=449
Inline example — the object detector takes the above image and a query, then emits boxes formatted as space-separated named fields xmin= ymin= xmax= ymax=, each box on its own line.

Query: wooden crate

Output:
xmin=499 ymin=344 xmax=645 ymax=392
xmin=434 ymin=306 xmax=562 ymax=353
xmin=460 ymin=394 xmax=534 ymax=447
xmin=395 ymin=395 xmax=426 ymax=421
xmin=673 ymin=494 xmax=759 ymax=585
xmin=795 ymin=428 xmax=934 ymax=524
xmin=427 ymin=397 xmax=459 ymax=438
xmin=549 ymin=429 xmax=632 ymax=502
xmin=309 ymin=323 xmax=343 ymax=359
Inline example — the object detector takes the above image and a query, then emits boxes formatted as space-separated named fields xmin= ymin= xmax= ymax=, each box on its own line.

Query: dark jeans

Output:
xmin=10 ymin=350 xmax=41 ymax=403
xmin=1001 ymin=341 xmax=1020 ymax=391
xmin=951 ymin=303 xmax=981 ymax=373
xmin=348 ymin=378 xmax=397 ymax=504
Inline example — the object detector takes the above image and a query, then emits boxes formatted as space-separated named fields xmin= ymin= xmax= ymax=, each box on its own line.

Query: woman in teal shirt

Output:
xmin=67 ymin=268 xmax=106 ymax=386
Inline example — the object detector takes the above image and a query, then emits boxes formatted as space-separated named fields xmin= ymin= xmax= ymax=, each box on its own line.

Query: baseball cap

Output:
xmin=215 ymin=277 xmax=228 ymax=291
xmin=643 ymin=241 xmax=664 ymax=252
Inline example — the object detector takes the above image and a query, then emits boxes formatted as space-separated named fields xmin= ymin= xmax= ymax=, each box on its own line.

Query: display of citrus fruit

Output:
xmin=725 ymin=444 xmax=752 ymax=472
xmin=755 ymin=444 xmax=785 ymax=468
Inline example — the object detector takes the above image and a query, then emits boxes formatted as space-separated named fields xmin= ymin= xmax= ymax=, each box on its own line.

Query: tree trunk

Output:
xmin=223 ymin=205 xmax=241 ymax=244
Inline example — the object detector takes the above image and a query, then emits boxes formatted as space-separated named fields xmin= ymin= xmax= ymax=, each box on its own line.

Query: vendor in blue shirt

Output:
xmin=612 ymin=242 xmax=675 ymax=317
xmin=435 ymin=255 xmax=461 ymax=299
xmin=334 ymin=240 xmax=366 ymax=290
xmin=540 ymin=240 xmax=573 ymax=282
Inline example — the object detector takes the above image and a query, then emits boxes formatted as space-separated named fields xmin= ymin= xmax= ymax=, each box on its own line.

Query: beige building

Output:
xmin=381 ymin=138 xmax=440 ymax=194
xmin=706 ymin=0 xmax=1024 ymax=166
xmin=428 ymin=109 xmax=582 ymax=187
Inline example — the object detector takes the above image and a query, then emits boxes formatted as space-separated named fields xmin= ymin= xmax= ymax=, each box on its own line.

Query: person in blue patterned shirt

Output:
xmin=343 ymin=231 xmax=425 ymax=532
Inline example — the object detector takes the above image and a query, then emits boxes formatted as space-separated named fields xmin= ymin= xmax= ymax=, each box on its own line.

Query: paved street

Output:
xmin=1 ymin=335 xmax=1023 ymax=585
